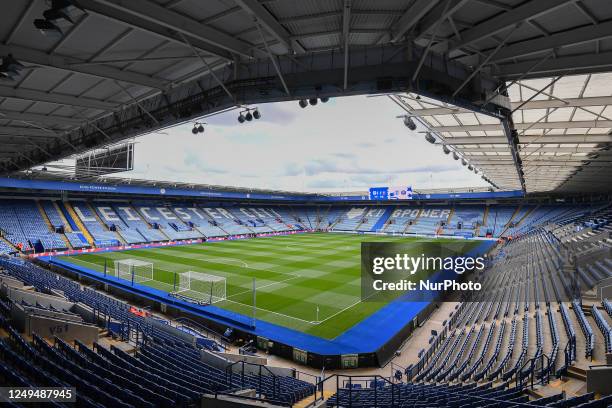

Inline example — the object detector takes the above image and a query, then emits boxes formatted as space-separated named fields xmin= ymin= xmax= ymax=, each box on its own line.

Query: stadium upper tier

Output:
xmin=0 ymin=199 xmax=608 ymax=254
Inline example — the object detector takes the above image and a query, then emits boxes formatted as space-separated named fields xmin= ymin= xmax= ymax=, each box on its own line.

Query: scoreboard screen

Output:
xmin=369 ymin=186 xmax=413 ymax=200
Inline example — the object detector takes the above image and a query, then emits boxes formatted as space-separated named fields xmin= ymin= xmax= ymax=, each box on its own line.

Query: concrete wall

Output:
xmin=221 ymin=352 xmax=267 ymax=366
xmin=25 ymin=314 xmax=98 ymax=344
xmin=0 ymin=276 xmax=24 ymax=289
xmin=5 ymin=286 xmax=74 ymax=310
xmin=586 ymin=366 xmax=612 ymax=394
xmin=201 ymin=350 xmax=295 ymax=379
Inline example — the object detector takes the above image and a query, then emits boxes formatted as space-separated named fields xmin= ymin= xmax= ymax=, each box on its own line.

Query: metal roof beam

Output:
xmin=492 ymin=20 xmax=612 ymax=63
xmin=78 ymin=0 xmax=234 ymax=61
xmin=447 ymin=134 xmax=612 ymax=144
xmin=0 ymin=44 xmax=165 ymax=90
xmin=434 ymin=120 xmax=612 ymax=132
xmin=412 ymin=95 xmax=612 ymax=115
xmin=448 ymin=0 xmax=574 ymax=52
xmin=0 ymin=111 xmax=84 ymax=126
xmin=87 ymin=0 xmax=261 ymax=59
xmin=233 ymin=0 xmax=304 ymax=53
xmin=496 ymin=51 xmax=612 ymax=79
xmin=0 ymin=85 xmax=116 ymax=111
xmin=414 ymin=0 xmax=471 ymax=39
xmin=0 ymin=126 xmax=61 ymax=138
xmin=462 ymin=146 xmax=598 ymax=153
xmin=390 ymin=0 xmax=440 ymax=42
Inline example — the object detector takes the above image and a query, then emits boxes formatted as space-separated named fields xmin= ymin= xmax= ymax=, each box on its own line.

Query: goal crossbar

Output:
xmin=114 ymin=259 xmax=154 ymax=284
xmin=174 ymin=271 xmax=226 ymax=304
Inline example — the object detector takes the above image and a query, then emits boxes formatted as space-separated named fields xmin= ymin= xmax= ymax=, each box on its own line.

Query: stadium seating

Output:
xmin=408 ymin=208 xmax=451 ymax=235
xmin=1 ymin=196 xmax=611 ymax=407
xmin=72 ymin=202 xmax=122 ymax=246
xmin=132 ymin=204 xmax=202 ymax=240
xmin=333 ymin=207 xmax=368 ymax=231
xmin=0 ymin=200 xmax=66 ymax=251
xmin=444 ymin=205 xmax=484 ymax=236
xmin=479 ymin=205 xmax=516 ymax=237
xmin=112 ymin=204 xmax=167 ymax=242
xmin=0 ymin=258 xmax=316 ymax=406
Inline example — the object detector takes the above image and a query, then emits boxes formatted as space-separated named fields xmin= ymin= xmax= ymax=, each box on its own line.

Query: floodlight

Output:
xmin=245 ymin=111 xmax=253 ymax=121
xmin=191 ymin=126 xmax=198 ymax=134
xmin=424 ymin=132 xmax=436 ymax=144
xmin=253 ymin=109 xmax=261 ymax=119
xmin=442 ymin=145 xmax=450 ymax=154
xmin=34 ymin=18 xmax=63 ymax=37
xmin=453 ymin=152 xmax=459 ymax=160
xmin=468 ymin=164 xmax=473 ymax=171
xmin=0 ymin=54 xmax=25 ymax=80
xmin=238 ymin=113 xmax=245 ymax=123
xmin=461 ymin=159 xmax=467 ymax=166
xmin=308 ymin=98 xmax=318 ymax=106
xmin=197 ymin=124 xmax=204 ymax=133
xmin=320 ymin=97 xmax=330 ymax=103
xmin=403 ymin=116 xmax=416 ymax=130
xmin=298 ymin=99 xmax=308 ymax=108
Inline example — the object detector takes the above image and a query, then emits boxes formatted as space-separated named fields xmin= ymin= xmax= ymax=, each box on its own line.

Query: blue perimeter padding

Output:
xmin=41 ymin=240 xmax=495 ymax=356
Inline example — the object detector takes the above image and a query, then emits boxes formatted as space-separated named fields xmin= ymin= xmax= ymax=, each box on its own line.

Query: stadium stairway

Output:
xmin=36 ymin=200 xmax=72 ymax=249
xmin=62 ymin=202 xmax=95 ymax=246
xmin=440 ymin=207 xmax=455 ymax=235
xmin=498 ymin=205 xmax=523 ymax=237
xmin=52 ymin=201 xmax=73 ymax=233
xmin=370 ymin=207 xmax=395 ymax=232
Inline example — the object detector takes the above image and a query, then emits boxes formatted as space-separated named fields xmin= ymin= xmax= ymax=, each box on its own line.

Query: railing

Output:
xmin=308 ymin=374 xmax=396 ymax=408
xmin=557 ymin=336 xmax=576 ymax=377
xmin=173 ymin=316 xmax=230 ymax=350
xmin=405 ymin=325 xmax=448 ymax=381
xmin=516 ymin=353 xmax=550 ymax=389
xmin=225 ymin=359 xmax=281 ymax=402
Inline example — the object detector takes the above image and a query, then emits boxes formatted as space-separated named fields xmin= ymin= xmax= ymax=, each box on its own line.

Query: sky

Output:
xmin=109 ymin=95 xmax=489 ymax=193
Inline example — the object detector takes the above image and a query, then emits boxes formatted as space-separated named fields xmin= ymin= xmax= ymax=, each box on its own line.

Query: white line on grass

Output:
xmin=226 ymin=274 xmax=302 ymax=299
xmin=176 ymin=249 xmax=250 ymax=268
xmin=313 ymin=291 xmax=378 ymax=326
xmin=220 ymin=298 xmax=317 ymax=325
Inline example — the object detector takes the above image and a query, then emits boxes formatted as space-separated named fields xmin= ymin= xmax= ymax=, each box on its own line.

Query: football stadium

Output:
xmin=0 ymin=0 xmax=612 ymax=407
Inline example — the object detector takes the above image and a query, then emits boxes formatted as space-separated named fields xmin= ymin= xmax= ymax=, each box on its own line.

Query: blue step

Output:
xmin=370 ymin=207 xmax=395 ymax=232
xmin=57 ymin=202 xmax=79 ymax=231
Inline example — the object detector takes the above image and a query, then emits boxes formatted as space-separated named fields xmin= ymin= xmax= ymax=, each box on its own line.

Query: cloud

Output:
xmin=121 ymin=95 xmax=490 ymax=192
xmin=184 ymin=152 xmax=228 ymax=174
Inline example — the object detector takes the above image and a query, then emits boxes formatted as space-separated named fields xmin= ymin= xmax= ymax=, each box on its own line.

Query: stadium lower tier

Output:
xmin=0 ymin=199 xmax=608 ymax=254
xmin=0 ymin=199 xmax=611 ymax=407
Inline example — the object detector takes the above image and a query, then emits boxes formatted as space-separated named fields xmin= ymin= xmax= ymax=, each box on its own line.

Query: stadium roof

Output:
xmin=1 ymin=0 xmax=611 ymax=194
xmin=397 ymin=73 xmax=612 ymax=193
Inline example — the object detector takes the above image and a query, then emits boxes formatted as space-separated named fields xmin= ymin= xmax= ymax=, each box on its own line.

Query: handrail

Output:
xmin=309 ymin=374 xmax=397 ymax=408
xmin=173 ymin=316 xmax=230 ymax=348
xmin=225 ymin=359 xmax=280 ymax=401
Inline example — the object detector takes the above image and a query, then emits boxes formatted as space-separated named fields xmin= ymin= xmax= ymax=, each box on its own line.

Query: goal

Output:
xmin=114 ymin=259 xmax=154 ymax=284
xmin=174 ymin=271 xmax=226 ymax=304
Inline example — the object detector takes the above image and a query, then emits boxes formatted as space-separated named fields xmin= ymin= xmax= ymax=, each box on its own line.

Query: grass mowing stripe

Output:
xmin=58 ymin=234 xmax=480 ymax=338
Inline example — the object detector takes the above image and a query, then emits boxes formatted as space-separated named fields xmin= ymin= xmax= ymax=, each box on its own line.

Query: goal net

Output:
xmin=174 ymin=271 xmax=226 ymax=304
xmin=114 ymin=259 xmax=154 ymax=284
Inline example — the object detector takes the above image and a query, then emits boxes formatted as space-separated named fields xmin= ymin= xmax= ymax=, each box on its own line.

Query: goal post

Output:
xmin=173 ymin=271 xmax=226 ymax=304
xmin=114 ymin=259 xmax=154 ymax=284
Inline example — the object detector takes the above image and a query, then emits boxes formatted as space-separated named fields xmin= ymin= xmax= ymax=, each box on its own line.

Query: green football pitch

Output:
xmin=57 ymin=233 xmax=476 ymax=339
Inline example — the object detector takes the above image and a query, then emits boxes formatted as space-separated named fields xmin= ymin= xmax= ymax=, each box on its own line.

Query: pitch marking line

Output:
xmin=227 ymin=274 xmax=302 ymax=299
xmin=221 ymin=298 xmax=317 ymax=325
